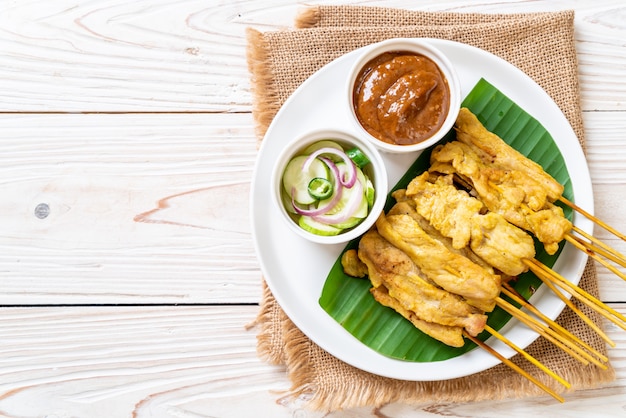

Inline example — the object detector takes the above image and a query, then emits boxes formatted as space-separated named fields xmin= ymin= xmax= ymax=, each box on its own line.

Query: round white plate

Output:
xmin=250 ymin=39 xmax=594 ymax=381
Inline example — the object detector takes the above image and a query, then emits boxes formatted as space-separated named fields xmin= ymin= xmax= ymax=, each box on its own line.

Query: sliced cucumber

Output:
xmin=352 ymin=186 xmax=369 ymax=218
xmin=299 ymin=216 xmax=342 ymax=236
xmin=365 ymin=177 xmax=375 ymax=208
xmin=346 ymin=147 xmax=370 ymax=168
xmin=332 ymin=216 xmax=365 ymax=230
xmin=281 ymin=189 xmax=298 ymax=214
xmin=282 ymin=155 xmax=328 ymax=205
xmin=302 ymin=140 xmax=343 ymax=156
xmin=282 ymin=141 xmax=377 ymax=237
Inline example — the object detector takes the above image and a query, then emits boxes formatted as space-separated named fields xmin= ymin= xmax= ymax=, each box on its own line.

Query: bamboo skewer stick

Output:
xmin=549 ymin=279 xmax=626 ymax=332
xmin=564 ymin=235 xmax=626 ymax=282
xmin=496 ymin=297 xmax=606 ymax=368
xmin=463 ymin=332 xmax=565 ymax=403
xmin=529 ymin=263 xmax=615 ymax=347
xmin=529 ymin=258 xmax=626 ymax=325
xmin=452 ymin=173 xmax=626 ymax=285
xmin=525 ymin=258 xmax=626 ymax=332
xmin=501 ymin=283 xmax=609 ymax=362
xmin=571 ymin=231 xmax=626 ymax=268
xmin=484 ymin=325 xmax=571 ymax=388
xmin=571 ymin=225 xmax=626 ymax=268
xmin=559 ymin=196 xmax=626 ymax=242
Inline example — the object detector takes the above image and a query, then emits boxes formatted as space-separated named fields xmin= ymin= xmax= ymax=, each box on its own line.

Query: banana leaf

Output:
xmin=318 ymin=78 xmax=574 ymax=362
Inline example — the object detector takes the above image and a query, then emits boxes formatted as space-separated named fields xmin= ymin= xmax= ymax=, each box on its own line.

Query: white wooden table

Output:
xmin=1 ymin=1 xmax=625 ymax=417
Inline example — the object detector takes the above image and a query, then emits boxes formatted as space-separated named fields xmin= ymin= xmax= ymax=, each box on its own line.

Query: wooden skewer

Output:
xmin=528 ymin=262 xmax=615 ymax=347
xmin=571 ymin=225 xmax=626 ymax=268
xmin=548 ymin=279 xmax=626 ymax=333
xmin=564 ymin=234 xmax=626 ymax=282
xmin=559 ymin=196 xmax=626 ymax=242
xmin=496 ymin=297 xmax=605 ymax=368
xmin=526 ymin=258 xmax=626 ymax=332
xmin=484 ymin=325 xmax=570 ymax=388
xmin=529 ymin=258 xmax=626 ymax=324
xmin=463 ymin=331 xmax=565 ymax=403
xmin=501 ymin=283 xmax=609 ymax=362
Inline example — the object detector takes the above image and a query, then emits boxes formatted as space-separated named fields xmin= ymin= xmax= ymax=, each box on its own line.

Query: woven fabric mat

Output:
xmin=246 ymin=5 xmax=616 ymax=411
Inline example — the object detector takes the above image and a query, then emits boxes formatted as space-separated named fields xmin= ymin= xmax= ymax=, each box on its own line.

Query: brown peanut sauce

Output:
xmin=353 ymin=51 xmax=450 ymax=146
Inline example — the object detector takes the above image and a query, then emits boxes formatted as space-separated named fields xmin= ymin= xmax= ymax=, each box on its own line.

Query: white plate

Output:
xmin=250 ymin=39 xmax=594 ymax=381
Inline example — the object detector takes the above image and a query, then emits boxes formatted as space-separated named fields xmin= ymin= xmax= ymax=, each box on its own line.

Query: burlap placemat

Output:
xmin=246 ymin=5 xmax=616 ymax=411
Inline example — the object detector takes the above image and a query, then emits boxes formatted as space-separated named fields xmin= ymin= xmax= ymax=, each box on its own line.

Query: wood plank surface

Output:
xmin=0 ymin=112 xmax=624 ymax=304
xmin=1 ymin=0 xmax=626 ymax=416
xmin=0 ymin=113 xmax=260 ymax=304
xmin=0 ymin=305 xmax=623 ymax=418
xmin=0 ymin=0 xmax=625 ymax=112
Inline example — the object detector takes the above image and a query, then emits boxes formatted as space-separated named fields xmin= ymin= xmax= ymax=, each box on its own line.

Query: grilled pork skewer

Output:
xmin=392 ymin=170 xmax=621 ymax=356
xmin=341 ymin=107 xmax=624 ymax=398
xmin=375 ymin=210 xmax=501 ymax=313
xmin=347 ymin=233 xmax=570 ymax=399
xmin=401 ymin=172 xmax=535 ymax=276
xmin=433 ymin=107 xmax=626 ymax=282
xmin=398 ymin=168 xmax=626 ymax=336
xmin=342 ymin=204 xmax=602 ymax=394
xmin=356 ymin=230 xmax=487 ymax=346
xmin=429 ymin=134 xmax=571 ymax=255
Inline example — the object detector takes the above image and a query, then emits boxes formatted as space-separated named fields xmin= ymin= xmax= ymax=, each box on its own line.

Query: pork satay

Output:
xmin=370 ymin=286 xmax=465 ymax=347
xmin=405 ymin=172 xmax=482 ymax=250
xmin=404 ymin=172 xmax=536 ymax=276
xmin=455 ymin=107 xmax=564 ymax=203
xmin=429 ymin=140 xmax=571 ymax=255
xmin=387 ymin=198 xmax=497 ymax=276
xmin=376 ymin=212 xmax=501 ymax=312
xmin=358 ymin=230 xmax=488 ymax=337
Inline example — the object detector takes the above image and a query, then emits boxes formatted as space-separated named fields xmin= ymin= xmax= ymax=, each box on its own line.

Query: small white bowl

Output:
xmin=271 ymin=129 xmax=388 ymax=245
xmin=347 ymin=38 xmax=461 ymax=154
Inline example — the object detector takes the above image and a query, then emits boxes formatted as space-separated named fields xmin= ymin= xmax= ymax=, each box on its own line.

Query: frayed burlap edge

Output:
xmin=254 ymin=280 xmax=286 ymax=365
xmin=245 ymin=27 xmax=282 ymax=145
xmin=295 ymin=5 xmax=572 ymax=29
xmin=294 ymin=6 xmax=320 ymax=29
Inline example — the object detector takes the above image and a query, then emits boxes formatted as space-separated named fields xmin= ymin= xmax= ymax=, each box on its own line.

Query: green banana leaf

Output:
xmin=319 ymin=78 xmax=574 ymax=362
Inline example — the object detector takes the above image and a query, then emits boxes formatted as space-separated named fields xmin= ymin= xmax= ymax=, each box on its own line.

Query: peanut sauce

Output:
xmin=353 ymin=51 xmax=450 ymax=146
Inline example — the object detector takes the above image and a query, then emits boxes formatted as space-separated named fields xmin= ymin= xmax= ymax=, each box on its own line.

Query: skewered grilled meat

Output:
xmin=359 ymin=230 xmax=488 ymax=340
xmin=370 ymin=285 xmax=465 ymax=347
xmin=404 ymin=172 xmax=536 ymax=276
xmin=428 ymin=107 xmax=572 ymax=256
xmin=455 ymin=107 xmax=564 ymax=202
xmin=337 ymin=108 xmax=591 ymax=350
xmin=376 ymin=211 xmax=501 ymax=312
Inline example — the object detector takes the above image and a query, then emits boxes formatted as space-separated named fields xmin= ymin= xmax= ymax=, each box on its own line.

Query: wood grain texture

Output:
xmin=583 ymin=110 xmax=626 ymax=302
xmin=0 ymin=306 xmax=290 ymax=418
xmin=0 ymin=0 xmax=625 ymax=111
xmin=0 ymin=0 xmax=255 ymax=112
xmin=0 ymin=111 xmax=624 ymax=304
xmin=0 ymin=305 xmax=623 ymax=418
xmin=0 ymin=113 xmax=260 ymax=304
xmin=0 ymin=112 xmax=626 ymax=305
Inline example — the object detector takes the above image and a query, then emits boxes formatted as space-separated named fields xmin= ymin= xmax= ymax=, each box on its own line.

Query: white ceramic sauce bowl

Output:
xmin=348 ymin=38 xmax=461 ymax=154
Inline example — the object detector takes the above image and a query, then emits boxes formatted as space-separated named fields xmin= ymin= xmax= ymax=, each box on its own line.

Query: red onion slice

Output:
xmin=313 ymin=178 xmax=364 ymax=224
xmin=302 ymin=147 xmax=357 ymax=188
